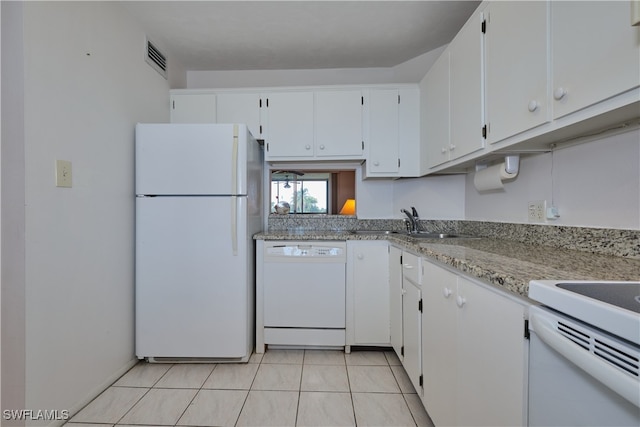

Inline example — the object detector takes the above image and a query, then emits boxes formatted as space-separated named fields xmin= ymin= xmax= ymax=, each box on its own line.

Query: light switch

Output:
xmin=55 ymin=160 xmax=72 ymax=188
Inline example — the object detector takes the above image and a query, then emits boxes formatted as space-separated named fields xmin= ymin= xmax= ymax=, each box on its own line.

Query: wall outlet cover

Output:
xmin=528 ymin=200 xmax=546 ymax=223
xmin=56 ymin=160 xmax=72 ymax=188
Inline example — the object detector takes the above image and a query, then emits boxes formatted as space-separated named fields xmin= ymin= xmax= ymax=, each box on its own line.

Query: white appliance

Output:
xmin=528 ymin=280 xmax=640 ymax=426
xmin=135 ymin=123 xmax=262 ymax=362
xmin=256 ymin=241 xmax=346 ymax=352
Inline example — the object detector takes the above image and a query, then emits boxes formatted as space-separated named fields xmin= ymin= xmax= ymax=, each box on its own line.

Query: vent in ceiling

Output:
xmin=145 ymin=37 xmax=167 ymax=79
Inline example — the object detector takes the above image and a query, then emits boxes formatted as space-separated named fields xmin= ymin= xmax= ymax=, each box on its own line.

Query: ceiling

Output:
xmin=122 ymin=1 xmax=481 ymax=71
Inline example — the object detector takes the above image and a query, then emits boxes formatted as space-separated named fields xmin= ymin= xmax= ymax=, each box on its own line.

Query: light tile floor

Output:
xmin=66 ymin=349 xmax=434 ymax=427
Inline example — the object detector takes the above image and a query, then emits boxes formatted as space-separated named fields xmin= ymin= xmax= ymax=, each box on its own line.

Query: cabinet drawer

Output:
xmin=402 ymin=252 xmax=422 ymax=285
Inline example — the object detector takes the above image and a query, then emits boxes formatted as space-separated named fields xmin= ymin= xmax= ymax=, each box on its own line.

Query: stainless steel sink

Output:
xmin=349 ymin=230 xmax=402 ymax=235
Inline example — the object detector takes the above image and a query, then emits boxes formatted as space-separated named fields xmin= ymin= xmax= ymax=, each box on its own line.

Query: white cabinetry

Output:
xmin=315 ymin=90 xmax=364 ymax=158
xmin=423 ymin=51 xmax=450 ymax=168
xmin=421 ymin=260 xmax=527 ymax=427
xmin=263 ymin=91 xmax=315 ymax=158
xmin=421 ymin=263 xmax=457 ymax=426
xmin=551 ymin=1 xmax=640 ymax=119
xmin=402 ymin=251 xmax=422 ymax=395
xmin=170 ymin=93 xmax=216 ymax=123
xmin=366 ymin=87 xmax=421 ymax=177
xmin=389 ymin=245 xmax=404 ymax=360
xmin=449 ymin=9 xmax=485 ymax=160
xmin=216 ymin=92 xmax=262 ymax=139
xmin=346 ymin=240 xmax=390 ymax=346
xmin=484 ymin=0 xmax=549 ymax=144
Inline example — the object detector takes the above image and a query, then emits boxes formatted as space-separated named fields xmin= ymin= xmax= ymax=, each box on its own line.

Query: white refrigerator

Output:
xmin=135 ymin=123 xmax=263 ymax=362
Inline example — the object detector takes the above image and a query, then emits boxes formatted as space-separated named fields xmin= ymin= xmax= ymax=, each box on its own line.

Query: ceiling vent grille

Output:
xmin=145 ymin=37 xmax=167 ymax=79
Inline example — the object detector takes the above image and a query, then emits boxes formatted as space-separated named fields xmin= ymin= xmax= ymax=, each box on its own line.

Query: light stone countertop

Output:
xmin=254 ymin=230 xmax=640 ymax=299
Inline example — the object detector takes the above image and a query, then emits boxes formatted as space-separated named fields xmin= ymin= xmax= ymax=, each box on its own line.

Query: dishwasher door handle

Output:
xmin=530 ymin=312 xmax=640 ymax=409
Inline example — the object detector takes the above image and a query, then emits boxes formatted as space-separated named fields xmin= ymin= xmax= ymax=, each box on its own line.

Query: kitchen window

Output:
xmin=270 ymin=170 xmax=355 ymax=215
xmin=271 ymin=172 xmax=329 ymax=214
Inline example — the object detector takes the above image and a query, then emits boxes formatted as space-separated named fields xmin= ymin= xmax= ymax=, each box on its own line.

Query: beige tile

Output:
xmin=70 ymin=386 xmax=147 ymax=424
xmin=177 ymin=389 xmax=248 ymax=426
xmin=352 ymin=392 xmax=416 ymax=426
xmin=296 ymin=392 xmax=355 ymax=427
xmin=252 ymin=364 xmax=302 ymax=391
xmin=118 ymin=388 xmax=197 ymax=425
xmin=404 ymin=393 xmax=435 ymax=427
xmin=248 ymin=352 xmax=264 ymax=364
xmin=202 ymin=363 xmax=259 ymax=390
xmin=345 ymin=350 xmax=389 ymax=366
xmin=112 ymin=363 xmax=171 ymax=387
xmin=301 ymin=365 xmax=349 ymax=392
xmin=391 ymin=365 xmax=417 ymax=394
xmin=347 ymin=365 xmax=401 ymax=393
xmin=303 ymin=350 xmax=346 ymax=365
xmin=236 ymin=390 xmax=298 ymax=426
xmin=65 ymin=423 xmax=115 ymax=427
xmin=385 ymin=350 xmax=402 ymax=366
xmin=154 ymin=363 xmax=215 ymax=388
xmin=262 ymin=349 xmax=304 ymax=364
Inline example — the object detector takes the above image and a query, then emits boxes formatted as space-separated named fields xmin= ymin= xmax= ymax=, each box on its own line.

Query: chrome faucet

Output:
xmin=401 ymin=207 xmax=420 ymax=234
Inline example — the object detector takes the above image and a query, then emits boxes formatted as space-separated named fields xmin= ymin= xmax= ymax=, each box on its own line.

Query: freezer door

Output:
xmin=135 ymin=123 xmax=250 ymax=196
xmin=135 ymin=196 xmax=251 ymax=358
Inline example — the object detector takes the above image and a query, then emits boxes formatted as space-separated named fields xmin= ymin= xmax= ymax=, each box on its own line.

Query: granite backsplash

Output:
xmin=266 ymin=214 xmax=640 ymax=259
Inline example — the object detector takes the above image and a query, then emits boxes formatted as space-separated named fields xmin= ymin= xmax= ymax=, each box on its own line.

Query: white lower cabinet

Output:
xmin=346 ymin=240 xmax=390 ymax=346
xmin=389 ymin=245 xmax=404 ymax=360
xmin=402 ymin=254 xmax=422 ymax=395
xmin=421 ymin=260 xmax=528 ymax=426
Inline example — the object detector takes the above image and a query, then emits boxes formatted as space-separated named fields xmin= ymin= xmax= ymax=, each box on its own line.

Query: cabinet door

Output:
xmin=449 ymin=10 xmax=485 ymax=160
xmin=367 ymin=89 xmax=399 ymax=174
xmin=315 ymin=90 xmax=363 ymax=157
xmin=456 ymin=277 xmax=526 ymax=427
xmin=170 ymin=94 xmax=216 ymax=123
xmin=264 ymin=91 xmax=314 ymax=158
xmin=551 ymin=1 xmax=640 ymax=119
xmin=389 ymin=245 xmax=404 ymax=360
xmin=402 ymin=279 xmax=422 ymax=395
xmin=485 ymin=1 xmax=549 ymax=144
xmin=349 ymin=241 xmax=390 ymax=345
xmin=421 ymin=262 xmax=458 ymax=427
xmin=423 ymin=51 xmax=451 ymax=168
xmin=216 ymin=93 xmax=262 ymax=139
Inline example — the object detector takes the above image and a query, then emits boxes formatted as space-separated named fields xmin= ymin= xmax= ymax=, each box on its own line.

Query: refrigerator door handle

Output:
xmin=232 ymin=124 xmax=239 ymax=195
xmin=231 ymin=196 xmax=238 ymax=255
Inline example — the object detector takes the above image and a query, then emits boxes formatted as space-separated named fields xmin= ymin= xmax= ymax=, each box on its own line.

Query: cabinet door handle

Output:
xmin=441 ymin=147 xmax=447 ymax=154
xmin=456 ymin=295 xmax=466 ymax=308
xmin=554 ymin=87 xmax=567 ymax=101
xmin=528 ymin=100 xmax=539 ymax=112
xmin=305 ymin=144 xmax=311 ymax=150
xmin=403 ymin=264 xmax=413 ymax=269
xmin=373 ymin=161 xmax=380 ymax=166
xmin=319 ymin=144 xmax=325 ymax=150
xmin=357 ymin=253 xmax=364 ymax=260
xmin=443 ymin=287 xmax=453 ymax=298
xmin=449 ymin=144 xmax=456 ymax=151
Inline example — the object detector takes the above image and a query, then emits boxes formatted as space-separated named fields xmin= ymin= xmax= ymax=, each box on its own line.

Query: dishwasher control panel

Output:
xmin=264 ymin=241 xmax=346 ymax=262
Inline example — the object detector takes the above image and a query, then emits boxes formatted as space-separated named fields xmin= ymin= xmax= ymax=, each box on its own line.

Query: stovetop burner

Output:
xmin=556 ymin=282 xmax=640 ymax=313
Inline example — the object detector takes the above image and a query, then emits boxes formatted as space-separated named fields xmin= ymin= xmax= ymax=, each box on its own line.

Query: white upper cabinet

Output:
xmin=449 ymin=9 xmax=485 ymax=160
xmin=484 ymin=0 xmax=550 ymax=144
xmin=551 ymin=1 xmax=640 ymax=119
xmin=170 ymin=93 xmax=216 ymax=123
xmin=367 ymin=89 xmax=400 ymax=174
xmin=315 ymin=90 xmax=364 ymax=158
xmin=423 ymin=51 xmax=451 ymax=169
xmin=263 ymin=91 xmax=315 ymax=158
xmin=216 ymin=92 xmax=262 ymax=139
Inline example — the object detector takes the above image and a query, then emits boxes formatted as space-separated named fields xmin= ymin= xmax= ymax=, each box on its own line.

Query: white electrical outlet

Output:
xmin=56 ymin=160 xmax=72 ymax=188
xmin=528 ymin=200 xmax=546 ymax=223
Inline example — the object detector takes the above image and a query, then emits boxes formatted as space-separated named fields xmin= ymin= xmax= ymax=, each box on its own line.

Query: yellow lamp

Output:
xmin=339 ymin=198 xmax=356 ymax=215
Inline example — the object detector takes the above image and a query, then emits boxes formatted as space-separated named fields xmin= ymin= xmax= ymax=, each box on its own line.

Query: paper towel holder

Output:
xmin=475 ymin=154 xmax=520 ymax=175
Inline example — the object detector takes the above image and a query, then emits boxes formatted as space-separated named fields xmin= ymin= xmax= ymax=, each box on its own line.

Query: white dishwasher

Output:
xmin=258 ymin=241 xmax=346 ymax=350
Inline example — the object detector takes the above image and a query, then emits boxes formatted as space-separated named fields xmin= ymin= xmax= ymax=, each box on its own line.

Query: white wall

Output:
xmin=392 ymin=175 xmax=466 ymax=220
xmin=186 ymin=45 xmax=447 ymax=89
xmin=465 ymin=128 xmax=640 ymax=229
xmin=1 ymin=1 xmax=173 ymax=422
